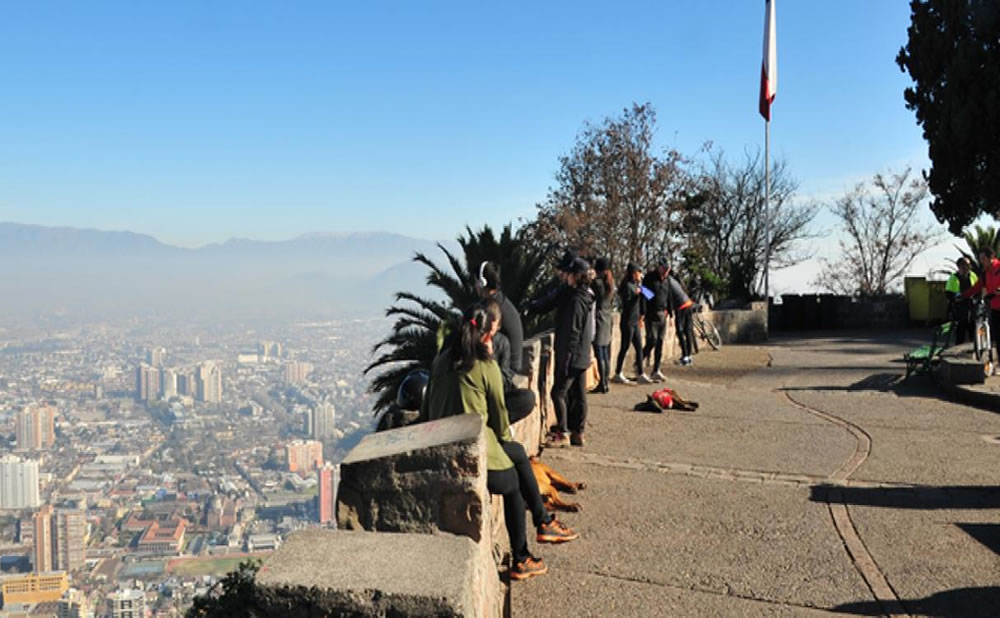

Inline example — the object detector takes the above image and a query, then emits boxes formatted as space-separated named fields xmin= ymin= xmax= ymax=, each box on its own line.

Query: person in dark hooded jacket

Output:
xmin=525 ymin=256 xmax=595 ymax=448
xmin=613 ymin=262 xmax=645 ymax=384
xmin=589 ymin=257 xmax=614 ymax=393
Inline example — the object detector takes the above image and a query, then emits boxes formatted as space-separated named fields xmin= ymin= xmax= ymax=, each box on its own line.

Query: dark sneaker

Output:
xmin=537 ymin=518 xmax=580 ymax=543
xmin=545 ymin=432 xmax=570 ymax=448
xmin=510 ymin=555 xmax=547 ymax=580
xmin=570 ymin=432 xmax=585 ymax=447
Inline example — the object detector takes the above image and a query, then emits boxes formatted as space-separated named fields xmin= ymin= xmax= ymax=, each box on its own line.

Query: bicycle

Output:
xmin=691 ymin=304 xmax=722 ymax=352
xmin=972 ymin=296 xmax=994 ymax=377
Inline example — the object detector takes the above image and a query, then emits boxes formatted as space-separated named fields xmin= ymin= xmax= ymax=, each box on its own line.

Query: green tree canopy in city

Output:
xmin=896 ymin=0 xmax=1000 ymax=234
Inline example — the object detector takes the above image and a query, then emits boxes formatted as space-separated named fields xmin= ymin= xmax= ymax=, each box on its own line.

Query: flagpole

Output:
xmin=764 ymin=118 xmax=771 ymax=304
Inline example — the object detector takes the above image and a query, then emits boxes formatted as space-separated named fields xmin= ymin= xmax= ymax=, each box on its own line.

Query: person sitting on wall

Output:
xmin=421 ymin=302 xmax=579 ymax=581
xmin=482 ymin=298 xmax=536 ymax=424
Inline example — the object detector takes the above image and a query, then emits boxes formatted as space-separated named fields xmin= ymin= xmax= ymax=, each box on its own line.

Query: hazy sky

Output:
xmin=0 ymin=1 xmax=957 ymax=291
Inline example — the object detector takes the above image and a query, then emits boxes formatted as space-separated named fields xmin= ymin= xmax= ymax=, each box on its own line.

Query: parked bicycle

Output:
xmin=691 ymin=304 xmax=722 ymax=352
xmin=972 ymin=296 xmax=994 ymax=377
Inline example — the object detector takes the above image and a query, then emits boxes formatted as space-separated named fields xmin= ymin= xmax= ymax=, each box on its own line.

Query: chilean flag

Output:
xmin=759 ymin=0 xmax=777 ymax=121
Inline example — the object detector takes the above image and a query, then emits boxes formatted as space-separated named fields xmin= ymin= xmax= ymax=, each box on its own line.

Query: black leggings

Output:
xmin=615 ymin=321 xmax=643 ymax=375
xmin=551 ymin=366 xmax=588 ymax=434
xmin=675 ymin=307 xmax=694 ymax=358
xmin=486 ymin=441 xmax=551 ymax=563
xmin=642 ymin=318 xmax=667 ymax=373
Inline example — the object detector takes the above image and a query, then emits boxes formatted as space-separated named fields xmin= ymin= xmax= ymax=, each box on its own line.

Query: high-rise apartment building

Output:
xmin=318 ymin=462 xmax=340 ymax=524
xmin=285 ymin=440 xmax=323 ymax=474
xmin=146 ymin=346 xmax=166 ymax=368
xmin=160 ymin=368 xmax=178 ymax=400
xmin=135 ymin=364 xmax=160 ymax=402
xmin=33 ymin=504 xmax=54 ymax=573
xmin=310 ymin=402 xmax=336 ymax=440
xmin=283 ymin=361 xmax=314 ymax=385
xmin=0 ymin=455 xmax=40 ymax=510
xmin=16 ymin=406 xmax=56 ymax=450
xmin=54 ymin=508 xmax=87 ymax=572
xmin=108 ymin=589 xmax=146 ymax=618
xmin=176 ymin=368 xmax=195 ymax=397
xmin=196 ymin=361 xmax=222 ymax=403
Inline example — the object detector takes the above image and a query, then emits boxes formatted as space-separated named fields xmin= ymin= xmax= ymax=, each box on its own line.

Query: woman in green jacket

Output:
xmin=423 ymin=302 xmax=578 ymax=580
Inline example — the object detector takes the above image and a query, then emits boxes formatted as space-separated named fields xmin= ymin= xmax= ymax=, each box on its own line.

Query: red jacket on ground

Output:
xmin=964 ymin=257 xmax=1000 ymax=310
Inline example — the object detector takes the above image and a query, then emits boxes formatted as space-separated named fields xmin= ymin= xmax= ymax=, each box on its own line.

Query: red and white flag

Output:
xmin=759 ymin=0 xmax=777 ymax=121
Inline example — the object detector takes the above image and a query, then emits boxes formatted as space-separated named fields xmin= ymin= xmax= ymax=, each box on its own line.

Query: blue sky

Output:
xmin=0 ymin=2 xmax=950 ymax=290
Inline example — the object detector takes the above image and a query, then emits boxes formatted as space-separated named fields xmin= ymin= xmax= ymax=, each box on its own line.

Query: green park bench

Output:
xmin=904 ymin=321 xmax=953 ymax=378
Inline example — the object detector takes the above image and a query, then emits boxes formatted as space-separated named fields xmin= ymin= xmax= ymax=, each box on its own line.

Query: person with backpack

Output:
xmin=589 ymin=257 xmax=614 ymax=393
xmin=664 ymin=264 xmax=696 ymax=366
xmin=612 ymin=262 xmax=645 ymax=384
xmin=421 ymin=302 xmax=579 ymax=581
xmin=526 ymin=256 xmax=595 ymax=447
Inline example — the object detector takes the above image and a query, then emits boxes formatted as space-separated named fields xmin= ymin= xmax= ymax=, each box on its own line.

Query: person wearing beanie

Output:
xmin=525 ymin=256 xmax=595 ymax=448
xmin=613 ymin=261 xmax=645 ymax=384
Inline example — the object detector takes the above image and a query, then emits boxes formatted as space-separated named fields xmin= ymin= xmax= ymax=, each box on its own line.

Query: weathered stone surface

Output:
xmin=337 ymin=415 xmax=488 ymax=540
xmin=939 ymin=355 xmax=987 ymax=385
xmin=257 ymin=529 xmax=502 ymax=617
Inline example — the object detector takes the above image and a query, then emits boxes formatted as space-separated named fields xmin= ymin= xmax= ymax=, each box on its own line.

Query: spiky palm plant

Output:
xmin=958 ymin=224 xmax=1000 ymax=275
xmin=364 ymin=224 xmax=547 ymax=414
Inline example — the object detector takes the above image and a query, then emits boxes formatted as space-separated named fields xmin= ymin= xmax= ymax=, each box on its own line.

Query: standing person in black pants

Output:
xmin=613 ymin=262 xmax=645 ymax=384
xmin=589 ymin=257 xmax=614 ymax=394
xmin=526 ymin=257 xmax=595 ymax=448
xmin=664 ymin=265 xmax=696 ymax=366
xmin=640 ymin=259 xmax=670 ymax=383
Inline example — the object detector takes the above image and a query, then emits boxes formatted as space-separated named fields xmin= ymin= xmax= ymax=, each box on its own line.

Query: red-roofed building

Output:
xmin=137 ymin=518 xmax=187 ymax=555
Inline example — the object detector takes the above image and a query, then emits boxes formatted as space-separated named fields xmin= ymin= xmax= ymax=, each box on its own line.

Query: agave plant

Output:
xmin=364 ymin=224 xmax=548 ymax=414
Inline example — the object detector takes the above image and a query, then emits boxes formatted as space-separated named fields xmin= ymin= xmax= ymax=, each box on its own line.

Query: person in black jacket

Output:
xmin=589 ymin=257 xmax=614 ymax=394
xmin=613 ymin=262 xmax=645 ymax=384
xmin=526 ymin=256 xmax=594 ymax=448
xmin=477 ymin=261 xmax=524 ymax=374
xmin=640 ymin=260 xmax=670 ymax=382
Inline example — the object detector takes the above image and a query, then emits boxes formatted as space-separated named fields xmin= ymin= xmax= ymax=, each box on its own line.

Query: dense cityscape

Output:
xmin=0 ymin=314 xmax=389 ymax=616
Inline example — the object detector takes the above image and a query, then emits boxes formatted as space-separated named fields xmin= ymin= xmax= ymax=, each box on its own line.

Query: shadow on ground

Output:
xmin=781 ymin=371 xmax=949 ymax=398
xmin=958 ymin=523 xmax=1000 ymax=557
xmin=832 ymin=586 xmax=1000 ymax=616
xmin=809 ymin=484 xmax=1000 ymax=509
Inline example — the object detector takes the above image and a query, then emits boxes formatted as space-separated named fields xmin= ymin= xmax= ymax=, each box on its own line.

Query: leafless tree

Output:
xmin=814 ymin=166 xmax=943 ymax=296
xmin=683 ymin=147 xmax=819 ymax=300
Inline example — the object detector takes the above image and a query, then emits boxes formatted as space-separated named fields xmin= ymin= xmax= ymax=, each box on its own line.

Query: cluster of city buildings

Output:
xmin=0 ymin=317 xmax=386 ymax=616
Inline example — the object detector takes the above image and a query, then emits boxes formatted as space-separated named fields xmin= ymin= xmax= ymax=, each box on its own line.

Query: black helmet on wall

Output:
xmin=396 ymin=369 xmax=430 ymax=411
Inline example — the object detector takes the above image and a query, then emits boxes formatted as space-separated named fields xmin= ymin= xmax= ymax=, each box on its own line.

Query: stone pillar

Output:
xmin=336 ymin=414 xmax=487 ymax=540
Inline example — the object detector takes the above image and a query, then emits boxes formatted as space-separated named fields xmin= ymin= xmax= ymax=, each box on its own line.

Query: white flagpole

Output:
xmin=764 ymin=119 xmax=771 ymax=303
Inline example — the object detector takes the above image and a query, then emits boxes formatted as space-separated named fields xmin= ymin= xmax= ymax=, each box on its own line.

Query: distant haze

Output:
xmin=0 ymin=222 xmax=452 ymax=320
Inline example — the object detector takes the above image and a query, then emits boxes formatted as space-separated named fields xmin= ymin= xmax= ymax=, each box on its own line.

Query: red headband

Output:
xmin=470 ymin=318 xmax=477 ymax=327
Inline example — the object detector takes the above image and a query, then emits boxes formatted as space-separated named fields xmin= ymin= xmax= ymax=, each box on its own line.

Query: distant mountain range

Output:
xmin=0 ymin=222 xmax=453 ymax=319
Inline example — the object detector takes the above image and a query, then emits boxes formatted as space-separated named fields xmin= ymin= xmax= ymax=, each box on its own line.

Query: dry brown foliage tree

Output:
xmin=524 ymin=103 xmax=688 ymax=271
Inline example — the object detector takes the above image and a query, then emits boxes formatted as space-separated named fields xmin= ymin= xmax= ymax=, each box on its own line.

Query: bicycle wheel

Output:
xmin=696 ymin=317 xmax=722 ymax=350
xmin=975 ymin=322 xmax=989 ymax=361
